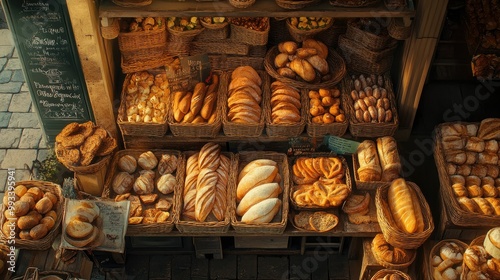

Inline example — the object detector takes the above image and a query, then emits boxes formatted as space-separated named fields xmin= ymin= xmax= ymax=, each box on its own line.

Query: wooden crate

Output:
xmin=234 ymin=236 xmax=289 ymax=249
xmin=193 ymin=237 xmax=223 ymax=259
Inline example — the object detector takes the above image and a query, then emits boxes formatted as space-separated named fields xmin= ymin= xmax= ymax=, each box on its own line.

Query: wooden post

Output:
xmin=65 ymin=0 xmax=118 ymax=139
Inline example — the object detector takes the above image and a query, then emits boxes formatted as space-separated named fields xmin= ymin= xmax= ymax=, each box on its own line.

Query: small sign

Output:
xmin=165 ymin=54 xmax=210 ymax=92
xmin=327 ymin=136 xmax=360 ymax=155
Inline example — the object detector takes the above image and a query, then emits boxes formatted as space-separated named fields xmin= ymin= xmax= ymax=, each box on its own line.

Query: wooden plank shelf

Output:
xmin=99 ymin=0 xmax=416 ymax=18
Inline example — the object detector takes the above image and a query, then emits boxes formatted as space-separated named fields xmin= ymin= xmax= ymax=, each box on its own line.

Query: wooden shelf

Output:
xmin=99 ymin=0 xmax=415 ymax=18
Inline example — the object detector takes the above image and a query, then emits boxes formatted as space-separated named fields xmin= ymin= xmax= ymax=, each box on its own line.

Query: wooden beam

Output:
xmin=66 ymin=0 xmax=118 ymax=138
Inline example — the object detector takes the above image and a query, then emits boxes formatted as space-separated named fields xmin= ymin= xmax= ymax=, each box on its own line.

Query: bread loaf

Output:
xmin=241 ymin=198 xmax=281 ymax=224
xmin=376 ymin=136 xmax=401 ymax=182
xmin=478 ymin=118 xmax=500 ymax=140
xmin=190 ymin=82 xmax=207 ymax=116
xmin=183 ymin=153 xmax=199 ymax=220
xmin=236 ymin=183 xmax=281 ymax=216
xmin=289 ymin=58 xmax=316 ymax=82
xmin=237 ymin=165 xmax=278 ymax=201
xmin=388 ymin=179 xmax=424 ymax=234
xmin=357 ymin=140 xmax=382 ymax=182
xmin=227 ymin=66 xmax=262 ymax=124
xmin=238 ymin=159 xmax=277 ymax=182
xmin=212 ymin=155 xmax=230 ymax=221
xmin=195 ymin=168 xmax=217 ymax=222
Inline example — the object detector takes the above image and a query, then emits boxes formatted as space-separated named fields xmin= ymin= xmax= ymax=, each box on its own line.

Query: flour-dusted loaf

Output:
xmin=387 ymin=178 xmax=425 ymax=234
xmin=236 ymin=165 xmax=278 ymax=201
xmin=357 ymin=140 xmax=382 ymax=182
xmin=236 ymin=183 xmax=281 ymax=216
xmin=376 ymin=136 xmax=402 ymax=182
xmin=241 ymin=198 xmax=281 ymax=224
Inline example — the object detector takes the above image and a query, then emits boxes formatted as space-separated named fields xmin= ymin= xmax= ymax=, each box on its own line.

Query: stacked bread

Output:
xmin=2 ymin=185 xmax=59 ymax=241
xmin=291 ymin=157 xmax=349 ymax=208
xmin=269 ymin=81 xmax=301 ymax=124
xmin=372 ymin=233 xmax=415 ymax=266
xmin=63 ymin=201 xmax=104 ymax=248
xmin=274 ymin=39 xmax=329 ymax=83
xmin=342 ymin=192 xmax=377 ymax=224
xmin=350 ymin=74 xmax=394 ymax=124
xmin=55 ymin=121 xmax=117 ymax=167
xmin=172 ymin=74 xmax=219 ymax=124
xmin=462 ymin=229 xmax=500 ymax=279
xmin=293 ymin=211 xmax=338 ymax=232
xmin=309 ymin=87 xmax=345 ymax=124
xmin=431 ymin=241 xmax=465 ymax=280
xmin=227 ymin=66 xmax=263 ymax=124
xmin=112 ymin=151 xmax=178 ymax=225
xmin=440 ymin=119 xmax=500 ymax=216
xmin=356 ymin=137 xmax=402 ymax=182
xmin=387 ymin=178 xmax=425 ymax=234
xmin=124 ymin=71 xmax=169 ymax=124
xmin=182 ymin=142 xmax=230 ymax=222
xmin=236 ymin=159 xmax=282 ymax=224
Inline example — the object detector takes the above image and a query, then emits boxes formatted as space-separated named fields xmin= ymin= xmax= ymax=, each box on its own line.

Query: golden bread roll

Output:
xmin=472 ymin=197 xmax=495 ymax=215
xmin=289 ymin=58 xmax=316 ymax=82
xmin=306 ymin=55 xmax=329 ymax=75
xmin=29 ymin=224 xmax=48 ymax=240
xmin=357 ymin=140 xmax=382 ymax=182
xmin=388 ymin=178 xmax=424 ymax=234
xmin=302 ymin=39 xmax=328 ymax=59
xmin=485 ymin=198 xmax=500 ymax=215
xmin=457 ymin=196 xmax=480 ymax=213
xmin=466 ymin=137 xmax=485 ymax=152
xmin=241 ymin=198 xmax=281 ymax=224
xmin=34 ymin=197 xmax=53 ymax=214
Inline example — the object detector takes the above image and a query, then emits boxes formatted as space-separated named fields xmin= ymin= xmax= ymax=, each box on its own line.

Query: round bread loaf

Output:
xmin=484 ymin=227 xmax=500 ymax=259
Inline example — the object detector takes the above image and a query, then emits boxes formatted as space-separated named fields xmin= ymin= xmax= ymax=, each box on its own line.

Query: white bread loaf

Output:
xmin=237 ymin=165 xmax=278 ymax=201
xmin=241 ymin=198 xmax=281 ymax=224
xmin=238 ymin=159 xmax=278 ymax=182
xmin=236 ymin=183 xmax=281 ymax=216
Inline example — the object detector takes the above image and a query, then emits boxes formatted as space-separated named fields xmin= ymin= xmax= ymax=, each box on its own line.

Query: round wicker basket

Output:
xmin=286 ymin=18 xmax=334 ymax=42
xmin=370 ymin=269 xmax=411 ymax=280
xmin=275 ymin=0 xmax=320 ymax=9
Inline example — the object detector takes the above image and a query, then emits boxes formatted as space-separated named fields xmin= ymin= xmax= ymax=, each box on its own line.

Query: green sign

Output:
xmin=327 ymin=136 xmax=360 ymax=155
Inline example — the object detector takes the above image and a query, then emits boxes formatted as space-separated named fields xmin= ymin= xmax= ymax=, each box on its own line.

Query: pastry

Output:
xmin=372 ymin=234 xmax=414 ymax=264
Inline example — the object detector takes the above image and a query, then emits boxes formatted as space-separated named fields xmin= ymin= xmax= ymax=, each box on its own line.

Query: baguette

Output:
xmin=212 ymin=155 xmax=230 ymax=221
xmin=195 ymin=168 xmax=217 ymax=222
xmin=190 ymin=82 xmax=207 ymax=116
xmin=237 ymin=165 xmax=278 ymax=201
xmin=241 ymin=198 xmax=281 ymax=224
xmin=388 ymin=178 xmax=420 ymax=234
xmin=236 ymin=183 xmax=281 ymax=216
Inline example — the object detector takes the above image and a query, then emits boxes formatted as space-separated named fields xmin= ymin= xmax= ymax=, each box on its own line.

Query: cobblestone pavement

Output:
xmin=0 ymin=11 xmax=49 ymax=197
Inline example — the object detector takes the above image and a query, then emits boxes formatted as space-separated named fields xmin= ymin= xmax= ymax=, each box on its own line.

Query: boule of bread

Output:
xmin=241 ymin=198 xmax=281 ymax=224
xmin=158 ymin=154 xmax=178 ymax=175
xmin=118 ymin=155 xmax=137 ymax=173
xmin=236 ymin=183 xmax=281 ymax=216
xmin=387 ymin=178 xmax=423 ymax=234
xmin=237 ymin=165 xmax=278 ymax=201
xmin=376 ymin=136 xmax=402 ymax=182
xmin=357 ymin=140 xmax=382 ymax=182
xmin=156 ymin=173 xmax=176 ymax=195
xmin=478 ymin=118 xmax=500 ymax=140
xmin=137 ymin=151 xmax=158 ymax=170
xmin=238 ymin=159 xmax=277 ymax=182
xmin=133 ymin=175 xmax=154 ymax=195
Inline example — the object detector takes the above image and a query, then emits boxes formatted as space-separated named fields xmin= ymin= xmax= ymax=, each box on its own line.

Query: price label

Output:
xmin=327 ymin=136 xmax=360 ymax=155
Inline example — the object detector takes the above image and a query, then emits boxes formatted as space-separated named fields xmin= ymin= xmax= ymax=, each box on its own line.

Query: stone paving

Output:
xmin=0 ymin=17 xmax=49 ymax=196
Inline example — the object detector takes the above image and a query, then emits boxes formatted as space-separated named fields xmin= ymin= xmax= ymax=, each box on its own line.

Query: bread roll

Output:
xmin=441 ymin=136 xmax=465 ymax=150
xmin=376 ymin=136 xmax=402 ymax=182
xmin=441 ymin=124 xmax=467 ymax=137
xmin=30 ymin=224 xmax=48 ymax=240
xmin=444 ymin=150 xmax=466 ymax=165
xmin=13 ymin=201 xmax=30 ymax=217
xmin=357 ymin=140 xmax=382 ymax=182
xmin=388 ymin=178 xmax=423 ymax=234
xmin=485 ymin=198 xmax=500 ymax=215
xmin=236 ymin=183 xmax=281 ymax=216
xmin=478 ymin=152 xmax=499 ymax=165
xmin=17 ymin=215 xmax=39 ymax=230
xmin=306 ymin=55 xmax=329 ymax=75
xmin=472 ymin=197 xmax=495 ymax=215
xmin=137 ymin=151 xmax=158 ymax=170
xmin=466 ymin=137 xmax=485 ymax=152
xmin=241 ymin=198 xmax=281 ymax=224
xmin=237 ymin=165 xmax=278 ymax=201
xmin=118 ymin=155 xmax=137 ymax=173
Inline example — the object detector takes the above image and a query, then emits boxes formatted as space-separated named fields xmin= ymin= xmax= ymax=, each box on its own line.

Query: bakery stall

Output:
xmin=3 ymin=0 xmax=500 ymax=279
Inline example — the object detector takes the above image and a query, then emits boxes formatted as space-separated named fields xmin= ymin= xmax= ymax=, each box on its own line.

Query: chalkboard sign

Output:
xmin=2 ymin=0 xmax=93 ymax=142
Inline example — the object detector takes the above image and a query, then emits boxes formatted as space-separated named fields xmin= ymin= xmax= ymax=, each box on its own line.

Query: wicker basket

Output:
xmin=268 ymin=17 xmax=293 ymax=46
xmin=433 ymin=122 xmax=500 ymax=227
xmin=345 ymin=21 xmax=395 ymax=51
xmin=330 ymin=0 xmax=380 ymax=7
xmin=289 ymin=154 xmax=352 ymax=210
xmin=168 ymin=27 xmax=205 ymax=44
xmin=264 ymin=82 xmax=306 ymax=138
xmin=191 ymin=41 xmax=250 ymax=56
xmin=346 ymin=54 xmax=394 ymax=75
xmin=316 ymin=21 xmax=347 ymax=47
xmin=0 ymin=181 xmax=64 ymax=250
xmin=388 ymin=18 xmax=412 ymax=40
xmin=102 ymin=149 xmax=182 ymax=235
xmin=370 ymin=269 xmax=411 ymax=280
xmin=121 ymin=54 xmax=174 ymax=74
xmin=304 ymin=88 xmax=349 ymax=138
xmin=229 ymin=0 xmax=256 ymax=8
xmin=229 ymin=18 xmax=270 ymax=46
xmin=339 ymin=35 xmax=397 ymax=63
xmin=117 ymin=71 xmax=169 ymax=137
xmin=12 ymin=267 xmax=72 ymax=280
xmin=427 ymin=239 xmax=468 ymax=280
xmin=249 ymin=45 xmax=268 ymax=58
xmin=101 ymin=18 xmax=120 ymax=40
xmin=196 ymin=22 xmax=229 ymax=41
xmin=343 ymin=74 xmax=399 ymax=138
xmin=372 ymin=237 xmax=416 ymax=269
xmin=209 ymin=55 xmax=265 ymax=71
xmin=264 ymin=46 xmax=347 ymax=90
xmin=276 ymin=0 xmax=320 ymax=9
xmin=221 ymin=70 xmax=267 ymax=137
xmin=286 ymin=18 xmax=334 ymax=42
xmin=118 ymin=20 xmax=167 ymax=56
xmin=168 ymin=73 xmax=223 ymax=138
xmin=462 ymin=235 xmax=500 ymax=280
xmin=375 ymin=181 xmax=434 ymax=250
xmin=174 ymin=151 xmax=235 ymax=233
xmin=166 ymin=41 xmax=191 ymax=57
xmin=112 ymin=0 xmax=152 ymax=7
xmin=231 ymin=151 xmax=289 ymax=234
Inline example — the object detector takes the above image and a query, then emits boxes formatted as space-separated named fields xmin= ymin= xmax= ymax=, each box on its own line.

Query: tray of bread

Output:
xmin=175 ymin=142 xmax=235 ymax=233
xmin=231 ymin=151 xmax=289 ymax=234
xmin=289 ymin=209 xmax=340 ymax=233
xmin=428 ymin=239 xmax=468 ymax=280
xmin=289 ymin=154 xmax=352 ymax=210
xmin=462 ymin=228 xmax=500 ymax=279
xmin=434 ymin=119 xmax=500 ymax=227
xmin=103 ymin=149 xmax=181 ymax=235
xmin=352 ymin=136 xmax=402 ymax=190
xmin=342 ymin=190 xmax=380 ymax=233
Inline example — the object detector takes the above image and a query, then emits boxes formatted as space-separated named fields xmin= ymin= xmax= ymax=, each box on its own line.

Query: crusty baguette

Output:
xmin=238 ymin=159 xmax=278 ymax=182
xmin=195 ymin=168 xmax=217 ymax=222
xmin=388 ymin=178 xmax=418 ymax=234
xmin=198 ymin=142 xmax=221 ymax=171
xmin=237 ymin=165 xmax=278 ymax=201
xmin=241 ymin=198 xmax=281 ymax=224
xmin=191 ymin=82 xmax=207 ymax=116
xmin=236 ymin=183 xmax=281 ymax=216
xmin=183 ymin=153 xmax=199 ymax=219
xmin=212 ymin=155 xmax=230 ymax=221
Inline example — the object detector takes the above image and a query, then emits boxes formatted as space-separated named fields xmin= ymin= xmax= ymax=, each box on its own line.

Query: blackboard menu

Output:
xmin=2 ymin=0 xmax=93 ymax=142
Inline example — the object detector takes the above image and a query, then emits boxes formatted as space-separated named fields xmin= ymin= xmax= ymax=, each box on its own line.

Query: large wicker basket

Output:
xmin=121 ymin=54 xmax=174 ymax=74
xmin=388 ymin=17 xmax=412 ymax=40
xmin=427 ymin=239 xmax=468 ymax=280
xmin=231 ymin=151 xmax=289 ymax=234
xmin=102 ymin=149 xmax=182 ymax=235
xmin=304 ymin=88 xmax=349 ymax=138
xmin=346 ymin=54 xmax=394 ymax=75
xmin=345 ymin=20 xmax=395 ymax=51
xmin=264 ymin=46 xmax=347 ymax=90
xmin=330 ymin=0 xmax=380 ymax=7
xmin=462 ymin=235 xmax=500 ymax=280
xmin=0 ymin=181 xmax=64 ymax=250
xmin=342 ymin=74 xmax=399 ymax=138
xmin=370 ymin=269 xmax=411 ymax=280
xmin=221 ymin=70 xmax=267 ymax=137
xmin=375 ymin=181 xmax=434 ymax=250
xmin=174 ymin=151 xmax=236 ymax=234
xmin=339 ymin=35 xmax=397 ymax=63
xmin=433 ymin=122 xmax=500 ymax=227
xmin=276 ymin=0 xmax=320 ymax=9
xmin=118 ymin=19 xmax=167 ymax=61
xmin=371 ymin=237 xmax=416 ymax=270
xmin=209 ymin=55 xmax=265 ymax=71
xmin=229 ymin=18 xmax=270 ymax=46
xmin=286 ymin=18 xmax=334 ymax=42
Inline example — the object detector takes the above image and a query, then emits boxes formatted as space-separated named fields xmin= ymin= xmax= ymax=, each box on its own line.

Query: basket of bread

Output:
xmin=375 ymin=178 xmax=434 ymax=250
xmin=0 ymin=181 xmax=63 ymax=250
xmin=103 ymin=149 xmax=181 ymax=235
xmin=168 ymin=73 xmax=222 ymax=137
xmin=290 ymin=154 xmax=352 ymax=210
xmin=264 ymin=80 xmax=306 ymax=137
xmin=370 ymin=269 xmax=411 ymax=280
xmin=462 ymin=229 xmax=500 ymax=279
xmin=276 ymin=0 xmax=321 ymax=9
xmin=118 ymin=17 xmax=166 ymax=63
xmin=433 ymin=119 xmax=500 ymax=227
xmin=343 ymin=73 xmax=399 ymax=137
xmin=305 ymin=86 xmax=349 ymax=137
xmin=428 ymin=239 xmax=468 ymax=280
xmin=229 ymin=17 xmax=269 ymax=46
xmin=197 ymin=17 xmax=229 ymax=42
xmin=55 ymin=121 xmax=117 ymax=174
xmin=371 ymin=233 xmax=416 ymax=270
xmin=264 ymin=39 xmax=346 ymax=90
xmin=231 ymin=151 xmax=289 ymax=234
xmin=222 ymin=66 xmax=266 ymax=137
xmin=353 ymin=137 xmax=402 ymax=190
xmin=175 ymin=143 xmax=235 ymax=233
xmin=117 ymin=70 xmax=170 ymax=137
